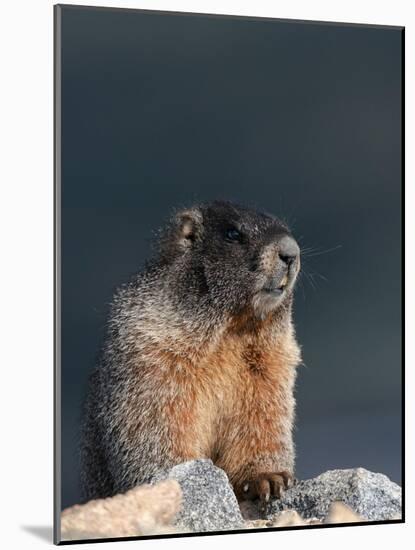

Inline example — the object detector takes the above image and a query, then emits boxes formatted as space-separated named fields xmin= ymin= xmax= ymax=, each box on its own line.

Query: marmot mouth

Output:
xmin=261 ymin=274 xmax=289 ymax=295
xmin=262 ymin=286 xmax=285 ymax=296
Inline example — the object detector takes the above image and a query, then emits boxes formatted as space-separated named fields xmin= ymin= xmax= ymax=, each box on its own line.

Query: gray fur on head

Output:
xmin=155 ymin=200 xmax=298 ymax=320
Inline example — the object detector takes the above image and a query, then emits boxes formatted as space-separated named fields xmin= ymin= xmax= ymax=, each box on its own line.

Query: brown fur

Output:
xmin=127 ymin=308 xmax=300 ymax=491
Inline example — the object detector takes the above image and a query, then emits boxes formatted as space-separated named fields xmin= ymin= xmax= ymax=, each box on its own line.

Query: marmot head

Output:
xmin=158 ymin=201 xmax=300 ymax=319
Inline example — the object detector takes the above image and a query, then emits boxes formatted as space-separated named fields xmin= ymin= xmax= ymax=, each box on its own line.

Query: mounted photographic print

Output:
xmin=54 ymin=4 xmax=404 ymax=545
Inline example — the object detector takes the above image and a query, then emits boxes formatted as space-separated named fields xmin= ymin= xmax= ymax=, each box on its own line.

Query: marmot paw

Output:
xmin=236 ymin=470 xmax=293 ymax=509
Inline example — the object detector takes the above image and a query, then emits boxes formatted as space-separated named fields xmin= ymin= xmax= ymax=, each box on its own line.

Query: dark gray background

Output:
xmin=59 ymin=6 xmax=402 ymax=509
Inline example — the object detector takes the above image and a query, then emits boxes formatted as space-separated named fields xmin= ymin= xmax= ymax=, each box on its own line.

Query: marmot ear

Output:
xmin=175 ymin=208 xmax=203 ymax=247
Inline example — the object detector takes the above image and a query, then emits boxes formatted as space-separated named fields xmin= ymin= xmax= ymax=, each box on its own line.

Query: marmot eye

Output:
xmin=225 ymin=227 xmax=242 ymax=242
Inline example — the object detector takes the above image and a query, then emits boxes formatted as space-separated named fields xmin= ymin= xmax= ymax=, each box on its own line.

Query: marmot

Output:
xmin=80 ymin=201 xmax=302 ymax=508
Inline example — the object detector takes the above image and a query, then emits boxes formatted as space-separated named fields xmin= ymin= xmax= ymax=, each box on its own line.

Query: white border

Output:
xmin=0 ymin=1 xmax=411 ymax=548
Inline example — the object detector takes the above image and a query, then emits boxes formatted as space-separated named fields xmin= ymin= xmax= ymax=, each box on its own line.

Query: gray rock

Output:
xmin=268 ymin=468 xmax=401 ymax=522
xmin=156 ymin=459 xmax=244 ymax=532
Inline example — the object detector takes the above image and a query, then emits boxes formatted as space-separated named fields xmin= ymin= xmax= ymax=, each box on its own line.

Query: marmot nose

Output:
xmin=278 ymin=235 xmax=300 ymax=266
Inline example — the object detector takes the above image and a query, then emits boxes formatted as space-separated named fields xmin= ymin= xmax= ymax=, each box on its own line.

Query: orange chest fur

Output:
xmin=188 ymin=330 xmax=297 ymax=415
xmin=146 ymin=328 xmax=299 ymax=460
